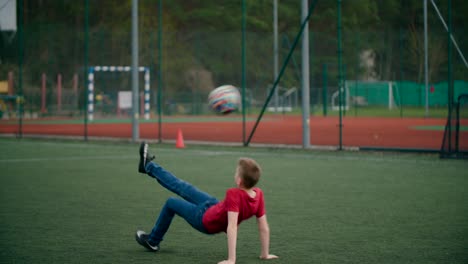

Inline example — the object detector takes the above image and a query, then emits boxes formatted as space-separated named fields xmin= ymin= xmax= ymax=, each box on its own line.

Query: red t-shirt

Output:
xmin=202 ymin=187 xmax=266 ymax=234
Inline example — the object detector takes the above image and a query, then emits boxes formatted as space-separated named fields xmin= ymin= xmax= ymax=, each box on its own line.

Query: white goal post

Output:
xmin=331 ymin=80 xmax=397 ymax=111
xmin=87 ymin=66 xmax=150 ymax=121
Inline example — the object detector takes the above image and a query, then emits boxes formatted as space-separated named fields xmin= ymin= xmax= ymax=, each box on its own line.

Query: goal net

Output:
xmin=332 ymin=81 xmax=397 ymax=111
xmin=87 ymin=66 xmax=151 ymax=121
xmin=440 ymin=94 xmax=468 ymax=159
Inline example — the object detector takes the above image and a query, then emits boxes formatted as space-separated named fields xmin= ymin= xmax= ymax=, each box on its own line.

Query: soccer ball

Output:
xmin=208 ymin=85 xmax=241 ymax=114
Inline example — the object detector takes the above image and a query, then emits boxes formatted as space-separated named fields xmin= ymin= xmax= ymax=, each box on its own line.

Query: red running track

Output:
xmin=1 ymin=115 xmax=467 ymax=150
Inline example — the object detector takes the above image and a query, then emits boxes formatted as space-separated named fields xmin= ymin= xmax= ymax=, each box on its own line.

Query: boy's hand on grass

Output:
xmin=260 ymin=254 xmax=279 ymax=260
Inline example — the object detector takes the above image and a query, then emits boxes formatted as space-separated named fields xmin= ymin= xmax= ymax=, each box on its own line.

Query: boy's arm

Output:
xmin=257 ymin=215 xmax=279 ymax=260
xmin=218 ymin=211 xmax=239 ymax=264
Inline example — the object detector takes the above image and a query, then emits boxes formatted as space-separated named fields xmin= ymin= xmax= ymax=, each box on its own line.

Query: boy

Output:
xmin=135 ymin=142 xmax=278 ymax=264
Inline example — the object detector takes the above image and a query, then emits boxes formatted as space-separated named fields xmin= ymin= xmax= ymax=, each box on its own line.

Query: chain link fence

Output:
xmin=1 ymin=1 xmax=466 ymax=151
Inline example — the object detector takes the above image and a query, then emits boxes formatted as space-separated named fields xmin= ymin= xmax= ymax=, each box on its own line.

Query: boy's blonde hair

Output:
xmin=237 ymin=158 xmax=261 ymax=189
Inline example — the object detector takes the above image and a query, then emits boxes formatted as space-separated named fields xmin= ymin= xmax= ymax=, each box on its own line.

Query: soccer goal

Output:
xmin=87 ymin=66 xmax=150 ymax=121
xmin=267 ymin=86 xmax=298 ymax=112
xmin=331 ymin=81 xmax=397 ymax=111
xmin=440 ymin=94 xmax=468 ymax=159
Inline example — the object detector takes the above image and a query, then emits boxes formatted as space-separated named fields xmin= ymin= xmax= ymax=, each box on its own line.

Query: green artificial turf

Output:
xmin=1 ymin=138 xmax=467 ymax=264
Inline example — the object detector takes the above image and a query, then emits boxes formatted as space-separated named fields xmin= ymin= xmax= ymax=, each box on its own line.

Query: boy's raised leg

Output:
xmin=138 ymin=142 xmax=218 ymax=205
xmin=146 ymin=162 xmax=217 ymax=205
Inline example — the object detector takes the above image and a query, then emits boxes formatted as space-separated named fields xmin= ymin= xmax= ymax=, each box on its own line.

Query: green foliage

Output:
xmin=1 ymin=0 xmax=467 ymax=98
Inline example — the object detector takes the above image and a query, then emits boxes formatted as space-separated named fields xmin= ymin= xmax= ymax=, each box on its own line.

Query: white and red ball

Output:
xmin=208 ymin=85 xmax=241 ymax=114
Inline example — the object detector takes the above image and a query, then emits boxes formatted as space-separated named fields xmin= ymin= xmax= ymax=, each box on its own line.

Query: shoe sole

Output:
xmin=140 ymin=142 xmax=148 ymax=161
xmin=139 ymin=142 xmax=148 ymax=173
xmin=135 ymin=231 xmax=159 ymax=252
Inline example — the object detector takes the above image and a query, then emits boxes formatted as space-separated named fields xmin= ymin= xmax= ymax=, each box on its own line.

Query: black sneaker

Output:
xmin=138 ymin=142 xmax=155 ymax=173
xmin=135 ymin=230 xmax=159 ymax=252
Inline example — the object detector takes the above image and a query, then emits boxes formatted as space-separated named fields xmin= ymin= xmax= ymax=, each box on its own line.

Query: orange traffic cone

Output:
xmin=176 ymin=129 xmax=185 ymax=148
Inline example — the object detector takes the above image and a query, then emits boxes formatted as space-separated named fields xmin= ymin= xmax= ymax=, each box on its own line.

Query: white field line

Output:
xmin=0 ymin=155 xmax=135 ymax=163
xmin=0 ymin=140 xmax=445 ymax=166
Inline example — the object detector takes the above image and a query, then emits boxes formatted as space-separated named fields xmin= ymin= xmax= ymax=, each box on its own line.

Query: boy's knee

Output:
xmin=162 ymin=197 xmax=180 ymax=214
xmin=165 ymin=197 xmax=180 ymax=206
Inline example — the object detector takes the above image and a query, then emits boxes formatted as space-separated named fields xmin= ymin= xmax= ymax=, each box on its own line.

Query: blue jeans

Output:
xmin=145 ymin=162 xmax=219 ymax=246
